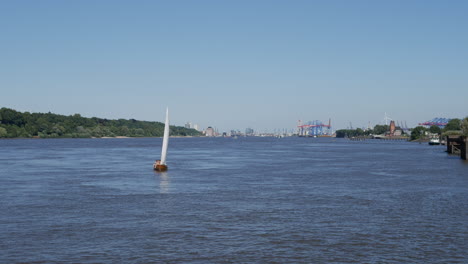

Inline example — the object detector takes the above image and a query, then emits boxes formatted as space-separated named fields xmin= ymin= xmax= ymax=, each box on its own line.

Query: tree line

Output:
xmin=335 ymin=124 xmax=393 ymax=138
xmin=0 ymin=107 xmax=201 ymax=138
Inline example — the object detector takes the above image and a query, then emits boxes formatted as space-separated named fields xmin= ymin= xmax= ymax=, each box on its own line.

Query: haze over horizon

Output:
xmin=1 ymin=1 xmax=467 ymax=132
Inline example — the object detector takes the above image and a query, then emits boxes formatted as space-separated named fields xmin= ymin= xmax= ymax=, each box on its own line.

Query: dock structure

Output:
xmin=349 ymin=136 xmax=408 ymax=141
xmin=446 ymin=136 xmax=467 ymax=160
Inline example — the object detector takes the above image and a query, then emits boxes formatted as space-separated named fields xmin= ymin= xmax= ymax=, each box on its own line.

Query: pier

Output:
xmin=348 ymin=136 xmax=409 ymax=141
xmin=446 ymin=136 xmax=467 ymax=160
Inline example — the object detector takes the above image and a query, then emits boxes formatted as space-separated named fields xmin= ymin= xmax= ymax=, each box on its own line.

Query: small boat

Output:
xmin=154 ymin=163 xmax=168 ymax=171
xmin=429 ymin=138 xmax=440 ymax=145
xmin=154 ymin=108 xmax=169 ymax=171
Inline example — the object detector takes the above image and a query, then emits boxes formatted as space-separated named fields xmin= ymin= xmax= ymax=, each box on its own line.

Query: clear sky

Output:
xmin=1 ymin=0 xmax=467 ymax=132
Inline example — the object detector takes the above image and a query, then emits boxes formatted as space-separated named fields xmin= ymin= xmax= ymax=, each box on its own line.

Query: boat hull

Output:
xmin=154 ymin=164 xmax=168 ymax=172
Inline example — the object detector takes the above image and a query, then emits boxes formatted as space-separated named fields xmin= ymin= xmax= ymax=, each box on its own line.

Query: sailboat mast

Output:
xmin=160 ymin=108 xmax=169 ymax=165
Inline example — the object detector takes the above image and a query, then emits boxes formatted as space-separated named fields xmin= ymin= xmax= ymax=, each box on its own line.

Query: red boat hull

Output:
xmin=154 ymin=164 xmax=168 ymax=172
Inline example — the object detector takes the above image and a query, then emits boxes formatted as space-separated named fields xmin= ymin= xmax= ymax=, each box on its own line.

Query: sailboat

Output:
xmin=154 ymin=108 xmax=169 ymax=171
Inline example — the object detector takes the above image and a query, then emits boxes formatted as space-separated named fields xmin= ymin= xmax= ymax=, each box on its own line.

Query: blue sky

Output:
xmin=1 ymin=1 xmax=467 ymax=132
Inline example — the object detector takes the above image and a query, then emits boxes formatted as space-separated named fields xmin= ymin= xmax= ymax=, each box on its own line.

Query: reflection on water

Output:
xmin=157 ymin=171 xmax=170 ymax=193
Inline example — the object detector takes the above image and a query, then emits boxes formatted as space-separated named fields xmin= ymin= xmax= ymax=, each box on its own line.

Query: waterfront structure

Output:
xmin=446 ymin=135 xmax=467 ymax=160
xmin=297 ymin=119 xmax=332 ymax=137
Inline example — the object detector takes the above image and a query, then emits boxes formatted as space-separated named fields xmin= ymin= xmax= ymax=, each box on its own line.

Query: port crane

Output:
xmin=297 ymin=119 xmax=332 ymax=137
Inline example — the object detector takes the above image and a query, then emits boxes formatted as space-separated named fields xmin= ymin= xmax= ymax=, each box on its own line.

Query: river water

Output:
xmin=1 ymin=137 xmax=467 ymax=263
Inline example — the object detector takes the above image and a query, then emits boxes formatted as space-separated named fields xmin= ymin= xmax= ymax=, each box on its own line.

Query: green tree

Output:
xmin=51 ymin=125 xmax=65 ymax=136
xmin=36 ymin=117 xmax=51 ymax=134
xmin=0 ymin=108 xmax=24 ymax=126
xmin=429 ymin=125 xmax=441 ymax=134
xmin=356 ymin=128 xmax=364 ymax=135
xmin=119 ymin=126 xmax=130 ymax=136
xmin=373 ymin=125 xmax=388 ymax=135
xmin=17 ymin=127 xmax=30 ymax=137
xmin=133 ymin=128 xmax=145 ymax=137
xmin=0 ymin=127 xmax=7 ymax=137
xmin=444 ymin=118 xmax=461 ymax=131
xmin=24 ymin=123 xmax=38 ymax=136
xmin=461 ymin=117 xmax=468 ymax=137
xmin=335 ymin=129 xmax=347 ymax=138
xmin=6 ymin=125 xmax=20 ymax=137
xmin=335 ymin=129 xmax=364 ymax=138
xmin=411 ymin=126 xmax=427 ymax=140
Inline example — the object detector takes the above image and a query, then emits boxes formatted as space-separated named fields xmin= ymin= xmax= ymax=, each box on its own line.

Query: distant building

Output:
xmin=231 ymin=130 xmax=242 ymax=137
xmin=205 ymin=127 xmax=215 ymax=137
xmin=185 ymin=122 xmax=200 ymax=131
xmin=388 ymin=120 xmax=403 ymax=136
xmin=389 ymin=120 xmax=396 ymax=136
xmin=245 ymin=128 xmax=254 ymax=136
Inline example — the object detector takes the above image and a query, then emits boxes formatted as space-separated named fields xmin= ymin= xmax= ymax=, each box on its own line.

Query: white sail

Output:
xmin=160 ymin=108 xmax=169 ymax=165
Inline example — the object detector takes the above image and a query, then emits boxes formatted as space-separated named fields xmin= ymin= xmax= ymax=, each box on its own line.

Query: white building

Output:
xmin=205 ymin=127 xmax=215 ymax=137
